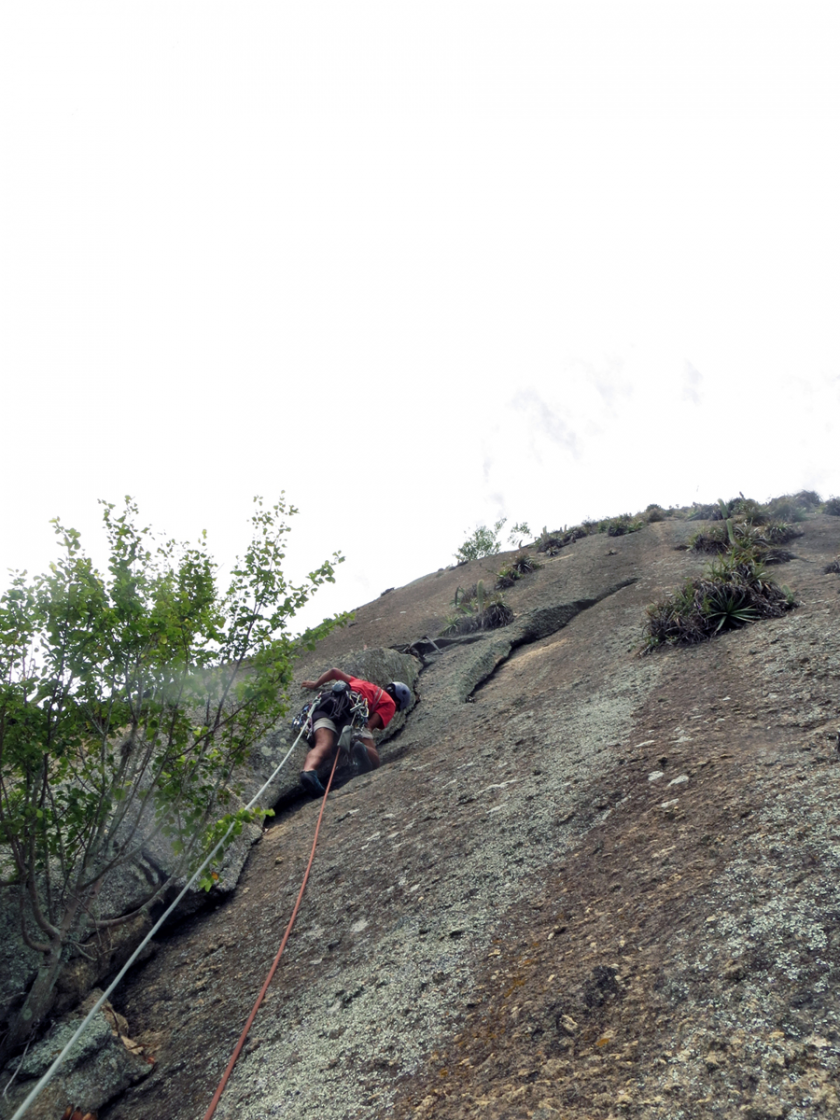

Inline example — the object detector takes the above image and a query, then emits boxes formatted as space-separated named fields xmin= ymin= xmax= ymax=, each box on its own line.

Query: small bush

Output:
xmin=536 ymin=532 xmax=565 ymax=556
xmin=443 ymin=580 xmax=514 ymax=635
xmin=764 ymin=549 xmax=799 ymax=565
xmin=763 ymin=491 xmax=821 ymax=521
xmin=729 ymin=497 xmax=768 ymax=524
xmin=442 ymin=596 xmax=514 ymax=636
xmin=453 ymin=582 xmax=482 ymax=610
xmin=686 ymin=496 xmax=762 ymax=522
xmin=764 ymin=497 xmax=804 ymax=522
xmin=825 ymin=497 xmax=840 ymax=516
xmin=686 ymin=503 xmax=726 ymax=522
xmin=763 ymin=521 xmax=803 ymax=545
xmin=645 ymin=505 xmax=666 ymax=522
xmin=671 ymin=491 xmax=822 ymax=523
xmin=582 ymin=515 xmax=644 ymax=536
xmin=688 ymin=525 xmax=730 ymax=554
xmin=455 ymin=517 xmax=532 ymax=562
xmin=496 ymin=553 xmax=541 ymax=589
xmin=605 ymin=516 xmax=644 ymax=537
xmin=689 ymin=519 xmax=800 ymax=560
xmin=508 ymin=522 xmax=532 ymax=547
xmin=643 ymin=555 xmax=796 ymax=652
xmin=794 ymin=489 xmax=822 ymax=509
xmin=536 ymin=526 xmax=587 ymax=556
xmin=481 ymin=598 xmax=515 ymax=629
xmin=455 ymin=520 xmax=506 ymax=563
xmin=824 ymin=558 xmax=840 ymax=574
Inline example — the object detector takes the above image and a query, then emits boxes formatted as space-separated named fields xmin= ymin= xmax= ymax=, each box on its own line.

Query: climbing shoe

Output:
xmin=351 ymin=739 xmax=373 ymax=774
xmin=300 ymin=770 xmax=326 ymax=796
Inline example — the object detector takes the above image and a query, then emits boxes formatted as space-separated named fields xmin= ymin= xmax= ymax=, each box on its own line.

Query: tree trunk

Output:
xmin=0 ymin=939 xmax=65 ymax=1066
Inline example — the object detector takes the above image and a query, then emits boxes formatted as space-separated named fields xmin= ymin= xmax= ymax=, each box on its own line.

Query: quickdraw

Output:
xmin=335 ymin=690 xmax=370 ymax=755
xmin=291 ymin=702 xmax=314 ymax=734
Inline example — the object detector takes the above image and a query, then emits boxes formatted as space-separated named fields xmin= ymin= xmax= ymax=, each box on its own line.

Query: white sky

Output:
xmin=2 ymin=2 xmax=839 ymax=633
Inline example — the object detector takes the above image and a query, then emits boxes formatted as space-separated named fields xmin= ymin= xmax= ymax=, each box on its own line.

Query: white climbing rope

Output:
xmin=9 ymin=723 xmax=310 ymax=1120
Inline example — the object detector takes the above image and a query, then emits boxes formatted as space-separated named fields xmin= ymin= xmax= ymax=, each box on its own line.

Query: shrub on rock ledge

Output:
xmin=443 ymin=580 xmax=514 ymax=636
xmin=642 ymin=555 xmax=797 ymax=652
xmin=496 ymin=553 xmax=541 ymax=589
xmin=689 ymin=519 xmax=801 ymax=562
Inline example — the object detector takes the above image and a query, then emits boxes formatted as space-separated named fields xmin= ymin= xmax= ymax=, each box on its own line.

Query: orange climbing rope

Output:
xmin=202 ymin=748 xmax=341 ymax=1120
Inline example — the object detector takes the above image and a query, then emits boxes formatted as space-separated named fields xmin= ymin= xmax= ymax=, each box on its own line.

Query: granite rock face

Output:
xmin=7 ymin=517 xmax=840 ymax=1120
xmin=1 ymin=991 xmax=152 ymax=1120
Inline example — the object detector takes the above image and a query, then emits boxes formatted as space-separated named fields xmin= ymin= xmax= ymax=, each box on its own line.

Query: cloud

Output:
xmin=578 ymin=356 xmax=631 ymax=416
xmin=683 ymin=360 xmax=702 ymax=405
xmin=511 ymin=389 xmax=579 ymax=457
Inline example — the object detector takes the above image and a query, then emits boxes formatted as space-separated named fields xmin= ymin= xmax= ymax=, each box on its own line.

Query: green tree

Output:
xmin=454 ymin=518 xmax=507 ymax=563
xmin=508 ymin=522 xmax=531 ymax=547
xmin=0 ymin=496 xmax=342 ymax=1063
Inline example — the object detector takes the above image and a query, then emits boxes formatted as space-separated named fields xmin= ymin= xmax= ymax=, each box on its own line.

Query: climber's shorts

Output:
xmin=312 ymin=715 xmax=373 ymax=743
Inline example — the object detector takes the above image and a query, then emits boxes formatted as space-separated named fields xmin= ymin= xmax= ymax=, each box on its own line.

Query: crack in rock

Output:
xmin=447 ymin=579 xmax=638 ymax=704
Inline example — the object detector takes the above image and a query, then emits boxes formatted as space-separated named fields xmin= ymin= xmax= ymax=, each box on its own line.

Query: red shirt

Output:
xmin=348 ymin=677 xmax=396 ymax=729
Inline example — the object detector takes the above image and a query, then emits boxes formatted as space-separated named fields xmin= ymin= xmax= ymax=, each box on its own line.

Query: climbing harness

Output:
xmin=335 ymin=687 xmax=371 ymax=759
xmin=299 ymin=680 xmax=372 ymax=767
xmin=8 ymin=723 xmax=310 ymax=1120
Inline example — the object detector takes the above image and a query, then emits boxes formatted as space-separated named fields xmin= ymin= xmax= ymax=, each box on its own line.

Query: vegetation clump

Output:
xmin=535 ymin=515 xmax=642 ymax=556
xmin=603 ymin=515 xmax=644 ymax=537
xmin=764 ymin=490 xmax=821 ymax=521
xmin=763 ymin=522 xmax=803 ymax=544
xmin=496 ymin=553 xmax=541 ymax=589
xmin=454 ymin=519 xmax=531 ymax=563
xmin=686 ymin=501 xmax=727 ymax=522
xmin=536 ymin=527 xmax=585 ymax=556
xmin=687 ymin=524 xmax=730 ymax=554
xmin=443 ymin=579 xmax=514 ymax=636
xmin=689 ymin=518 xmax=802 ymax=561
xmin=677 ymin=490 xmax=835 ymax=523
xmin=454 ymin=520 xmax=506 ymax=562
xmin=643 ymin=554 xmax=796 ymax=652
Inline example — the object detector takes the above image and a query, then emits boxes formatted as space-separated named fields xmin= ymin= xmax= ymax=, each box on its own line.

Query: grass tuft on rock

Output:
xmin=604 ymin=516 xmax=644 ymax=537
xmin=496 ymin=553 xmax=541 ymax=589
xmin=643 ymin=554 xmax=797 ymax=652
xmin=443 ymin=580 xmax=514 ymax=636
xmin=689 ymin=518 xmax=801 ymax=562
xmin=536 ymin=526 xmax=588 ymax=555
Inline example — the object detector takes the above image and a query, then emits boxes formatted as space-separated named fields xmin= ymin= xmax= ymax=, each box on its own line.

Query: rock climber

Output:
xmin=298 ymin=668 xmax=412 ymax=796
